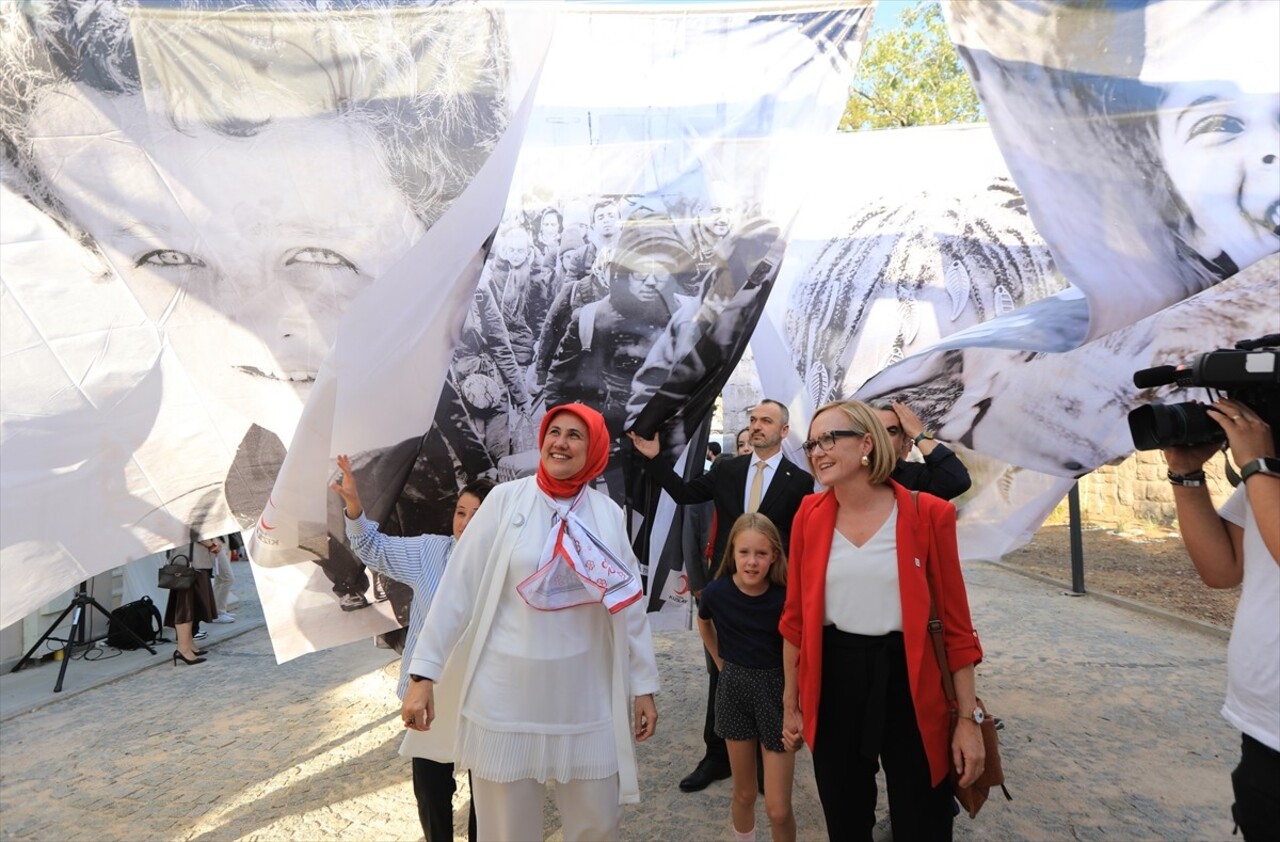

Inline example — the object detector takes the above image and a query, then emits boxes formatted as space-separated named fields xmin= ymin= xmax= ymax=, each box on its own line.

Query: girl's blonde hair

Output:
xmin=716 ymin=512 xmax=787 ymax=587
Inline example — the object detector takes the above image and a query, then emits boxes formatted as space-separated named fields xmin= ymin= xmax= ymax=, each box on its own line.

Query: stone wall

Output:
xmin=1050 ymin=449 xmax=1234 ymax=528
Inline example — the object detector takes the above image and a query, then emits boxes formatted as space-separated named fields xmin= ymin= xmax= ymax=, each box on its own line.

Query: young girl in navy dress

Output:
xmin=697 ymin=513 xmax=795 ymax=842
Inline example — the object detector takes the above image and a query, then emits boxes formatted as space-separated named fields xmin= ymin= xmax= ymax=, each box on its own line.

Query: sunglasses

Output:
xmin=800 ymin=429 xmax=866 ymax=455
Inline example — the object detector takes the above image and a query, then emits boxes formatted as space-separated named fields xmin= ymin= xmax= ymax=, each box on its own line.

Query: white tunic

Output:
xmin=406 ymin=477 xmax=660 ymax=803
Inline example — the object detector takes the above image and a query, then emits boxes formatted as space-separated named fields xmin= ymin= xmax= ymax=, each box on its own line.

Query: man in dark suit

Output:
xmin=873 ymin=400 xmax=972 ymax=500
xmin=629 ymin=399 xmax=813 ymax=792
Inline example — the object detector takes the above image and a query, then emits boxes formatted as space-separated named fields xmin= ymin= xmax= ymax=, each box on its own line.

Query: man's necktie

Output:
xmin=747 ymin=461 xmax=766 ymax=512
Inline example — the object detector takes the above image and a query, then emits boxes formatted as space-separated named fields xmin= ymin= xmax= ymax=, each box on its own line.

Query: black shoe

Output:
xmin=173 ymin=651 xmax=206 ymax=666
xmin=339 ymin=593 xmax=370 ymax=612
xmin=679 ymin=757 xmax=731 ymax=793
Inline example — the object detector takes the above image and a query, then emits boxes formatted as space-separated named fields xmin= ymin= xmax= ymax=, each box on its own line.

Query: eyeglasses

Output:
xmin=800 ymin=430 xmax=866 ymax=455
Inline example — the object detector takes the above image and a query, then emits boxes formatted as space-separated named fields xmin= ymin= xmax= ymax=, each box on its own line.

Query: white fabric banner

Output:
xmin=0 ymin=1 xmax=550 ymax=631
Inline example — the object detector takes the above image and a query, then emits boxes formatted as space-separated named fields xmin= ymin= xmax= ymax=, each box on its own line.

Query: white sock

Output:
xmin=732 ymin=825 xmax=756 ymax=842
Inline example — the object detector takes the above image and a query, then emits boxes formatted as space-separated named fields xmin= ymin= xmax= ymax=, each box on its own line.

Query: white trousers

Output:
xmin=471 ymin=774 xmax=621 ymax=842
xmin=211 ymin=551 xmax=235 ymax=614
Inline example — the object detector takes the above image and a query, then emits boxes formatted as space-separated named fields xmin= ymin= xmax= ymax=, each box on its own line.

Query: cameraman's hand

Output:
xmin=1161 ymin=440 xmax=1220 ymax=475
xmin=1208 ymin=398 xmax=1275 ymax=467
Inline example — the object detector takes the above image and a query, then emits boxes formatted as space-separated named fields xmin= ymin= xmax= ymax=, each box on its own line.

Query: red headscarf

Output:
xmin=536 ymin=404 xmax=610 ymax=498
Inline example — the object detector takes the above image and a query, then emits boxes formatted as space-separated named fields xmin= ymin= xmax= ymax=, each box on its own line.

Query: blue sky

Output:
xmin=868 ymin=0 xmax=927 ymax=36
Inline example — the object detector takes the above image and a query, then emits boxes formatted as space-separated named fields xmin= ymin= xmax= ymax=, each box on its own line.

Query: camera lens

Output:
xmin=1128 ymin=402 xmax=1226 ymax=450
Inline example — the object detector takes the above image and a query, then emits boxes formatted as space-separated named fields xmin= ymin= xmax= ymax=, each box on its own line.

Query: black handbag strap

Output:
xmin=167 ymin=543 xmax=194 ymax=567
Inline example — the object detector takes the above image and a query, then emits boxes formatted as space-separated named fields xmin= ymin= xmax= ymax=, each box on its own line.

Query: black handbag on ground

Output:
xmin=158 ymin=546 xmax=196 ymax=590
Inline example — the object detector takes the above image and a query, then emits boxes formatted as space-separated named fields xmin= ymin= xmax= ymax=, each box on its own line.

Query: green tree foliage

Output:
xmin=840 ymin=1 xmax=983 ymax=131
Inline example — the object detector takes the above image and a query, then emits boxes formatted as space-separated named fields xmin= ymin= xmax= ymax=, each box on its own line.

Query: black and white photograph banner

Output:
xmin=0 ymin=0 xmax=550 ymax=633
xmin=253 ymin=2 xmax=872 ymax=659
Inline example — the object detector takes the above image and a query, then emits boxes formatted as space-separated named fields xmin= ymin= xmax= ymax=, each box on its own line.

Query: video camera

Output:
xmin=1128 ymin=334 xmax=1280 ymax=451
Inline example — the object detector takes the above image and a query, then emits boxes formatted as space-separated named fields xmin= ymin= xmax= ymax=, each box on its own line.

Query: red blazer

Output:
xmin=779 ymin=481 xmax=983 ymax=786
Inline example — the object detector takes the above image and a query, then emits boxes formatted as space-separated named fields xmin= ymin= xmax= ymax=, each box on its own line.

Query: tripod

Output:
xmin=11 ymin=580 xmax=157 ymax=692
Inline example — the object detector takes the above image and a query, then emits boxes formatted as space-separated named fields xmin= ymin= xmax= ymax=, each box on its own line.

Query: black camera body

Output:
xmin=1128 ymin=335 xmax=1280 ymax=451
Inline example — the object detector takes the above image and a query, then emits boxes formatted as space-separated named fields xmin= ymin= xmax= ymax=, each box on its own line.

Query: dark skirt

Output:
xmin=164 ymin=569 xmax=218 ymax=627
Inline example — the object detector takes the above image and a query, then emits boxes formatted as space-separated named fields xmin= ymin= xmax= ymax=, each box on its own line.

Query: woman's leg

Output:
xmin=471 ymin=776 xmax=544 ymax=842
xmin=881 ymin=644 xmax=953 ymax=842
xmin=761 ymin=747 xmax=796 ymax=842
xmin=726 ymin=738 xmax=760 ymax=837
xmin=813 ymin=635 xmax=879 ymax=842
xmin=411 ymin=757 xmax=458 ymax=842
xmin=555 ymin=775 xmax=622 ymax=842
xmin=175 ymin=622 xmax=197 ymax=660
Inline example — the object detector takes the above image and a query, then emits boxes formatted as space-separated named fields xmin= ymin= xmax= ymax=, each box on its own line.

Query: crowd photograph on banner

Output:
xmin=0 ymin=1 xmax=1277 ymax=841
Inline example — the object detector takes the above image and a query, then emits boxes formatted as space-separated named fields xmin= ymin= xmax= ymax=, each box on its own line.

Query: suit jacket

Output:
xmin=647 ymin=451 xmax=813 ymax=572
xmin=891 ymin=442 xmax=972 ymax=501
xmin=778 ymin=482 xmax=983 ymax=786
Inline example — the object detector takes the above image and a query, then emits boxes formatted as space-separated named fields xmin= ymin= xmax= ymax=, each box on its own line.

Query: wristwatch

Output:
xmin=409 ymin=674 xmax=431 ymax=683
xmin=913 ymin=430 xmax=935 ymax=445
xmin=959 ymin=707 xmax=985 ymax=725
xmin=1240 ymin=457 xmax=1280 ymax=484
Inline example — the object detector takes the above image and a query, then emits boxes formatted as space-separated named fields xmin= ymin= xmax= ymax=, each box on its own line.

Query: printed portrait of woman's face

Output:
xmin=27 ymin=83 xmax=428 ymax=427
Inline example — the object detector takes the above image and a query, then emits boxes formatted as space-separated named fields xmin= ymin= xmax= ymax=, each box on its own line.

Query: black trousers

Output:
xmin=1232 ymin=733 xmax=1280 ymax=841
xmin=412 ymin=757 xmax=476 ymax=842
xmin=811 ymin=627 xmax=953 ymax=842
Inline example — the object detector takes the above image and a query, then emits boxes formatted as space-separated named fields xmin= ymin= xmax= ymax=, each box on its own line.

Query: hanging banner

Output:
xmin=853 ymin=0 xmax=1278 ymax=485
xmin=942 ymin=0 xmax=1279 ymax=344
xmin=767 ymin=0 xmax=1279 ymax=558
xmin=0 ymin=0 xmax=550 ymax=631
xmin=749 ymin=124 xmax=1077 ymax=560
xmin=253 ymin=1 xmax=873 ymax=659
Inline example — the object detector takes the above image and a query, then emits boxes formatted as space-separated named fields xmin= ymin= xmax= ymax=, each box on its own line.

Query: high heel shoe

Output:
xmin=173 ymin=651 xmax=206 ymax=666
xmin=194 ymin=649 xmax=208 ymax=657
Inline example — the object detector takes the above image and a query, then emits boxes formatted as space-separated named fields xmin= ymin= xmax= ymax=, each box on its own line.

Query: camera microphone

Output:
xmin=1132 ymin=365 xmax=1180 ymax=388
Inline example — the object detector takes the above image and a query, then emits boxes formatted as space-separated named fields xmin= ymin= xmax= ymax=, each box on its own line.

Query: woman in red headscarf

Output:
xmin=401 ymin=403 xmax=660 ymax=842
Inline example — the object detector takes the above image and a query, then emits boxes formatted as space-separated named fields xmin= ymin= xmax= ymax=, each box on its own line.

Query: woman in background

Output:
xmin=165 ymin=539 xmax=220 ymax=666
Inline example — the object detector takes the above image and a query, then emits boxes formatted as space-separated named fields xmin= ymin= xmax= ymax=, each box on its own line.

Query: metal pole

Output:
xmin=1068 ymin=482 xmax=1086 ymax=595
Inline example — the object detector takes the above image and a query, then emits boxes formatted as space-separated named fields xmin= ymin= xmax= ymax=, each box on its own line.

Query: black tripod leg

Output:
xmin=85 ymin=595 xmax=156 ymax=655
xmin=10 ymin=601 xmax=78 ymax=673
xmin=52 ymin=602 xmax=84 ymax=692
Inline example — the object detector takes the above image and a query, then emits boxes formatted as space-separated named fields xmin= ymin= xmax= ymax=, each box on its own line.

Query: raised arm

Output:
xmin=331 ymin=455 xmax=449 ymax=587
xmin=625 ymin=430 xmax=716 ymax=504
xmin=1163 ymin=398 xmax=1278 ymax=586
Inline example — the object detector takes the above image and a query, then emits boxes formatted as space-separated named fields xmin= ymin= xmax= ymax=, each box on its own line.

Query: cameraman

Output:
xmin=1163 ymin=396 xmax=1278 ymax=840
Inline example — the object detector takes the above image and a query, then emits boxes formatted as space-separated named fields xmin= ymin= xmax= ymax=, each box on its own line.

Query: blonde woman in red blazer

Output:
xmin=779 ymin=400 xmax=985 ymax=841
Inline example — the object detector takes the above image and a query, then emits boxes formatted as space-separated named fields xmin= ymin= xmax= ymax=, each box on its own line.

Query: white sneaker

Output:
xmin=212 ymin=613 xmax=236 ymax=624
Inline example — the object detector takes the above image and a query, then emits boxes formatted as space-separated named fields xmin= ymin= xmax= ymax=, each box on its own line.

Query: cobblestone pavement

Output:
xmin=0 ymin=561 xmax=1240 ymax=841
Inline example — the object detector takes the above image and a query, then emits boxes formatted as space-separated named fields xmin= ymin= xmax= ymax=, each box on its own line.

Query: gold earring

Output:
xmin=860 ymin=454 xmax=870 ymax=467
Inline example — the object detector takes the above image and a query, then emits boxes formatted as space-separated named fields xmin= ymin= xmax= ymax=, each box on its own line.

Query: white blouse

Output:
xmin=823 ymin=505 xmax=902 ymax=635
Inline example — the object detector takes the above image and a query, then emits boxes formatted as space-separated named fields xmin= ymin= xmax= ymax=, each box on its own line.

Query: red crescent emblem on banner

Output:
xmin=259 ymin=497 xmax=277 ymax=530
xmin=673 ymin=574 xmax=689 ymax=596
